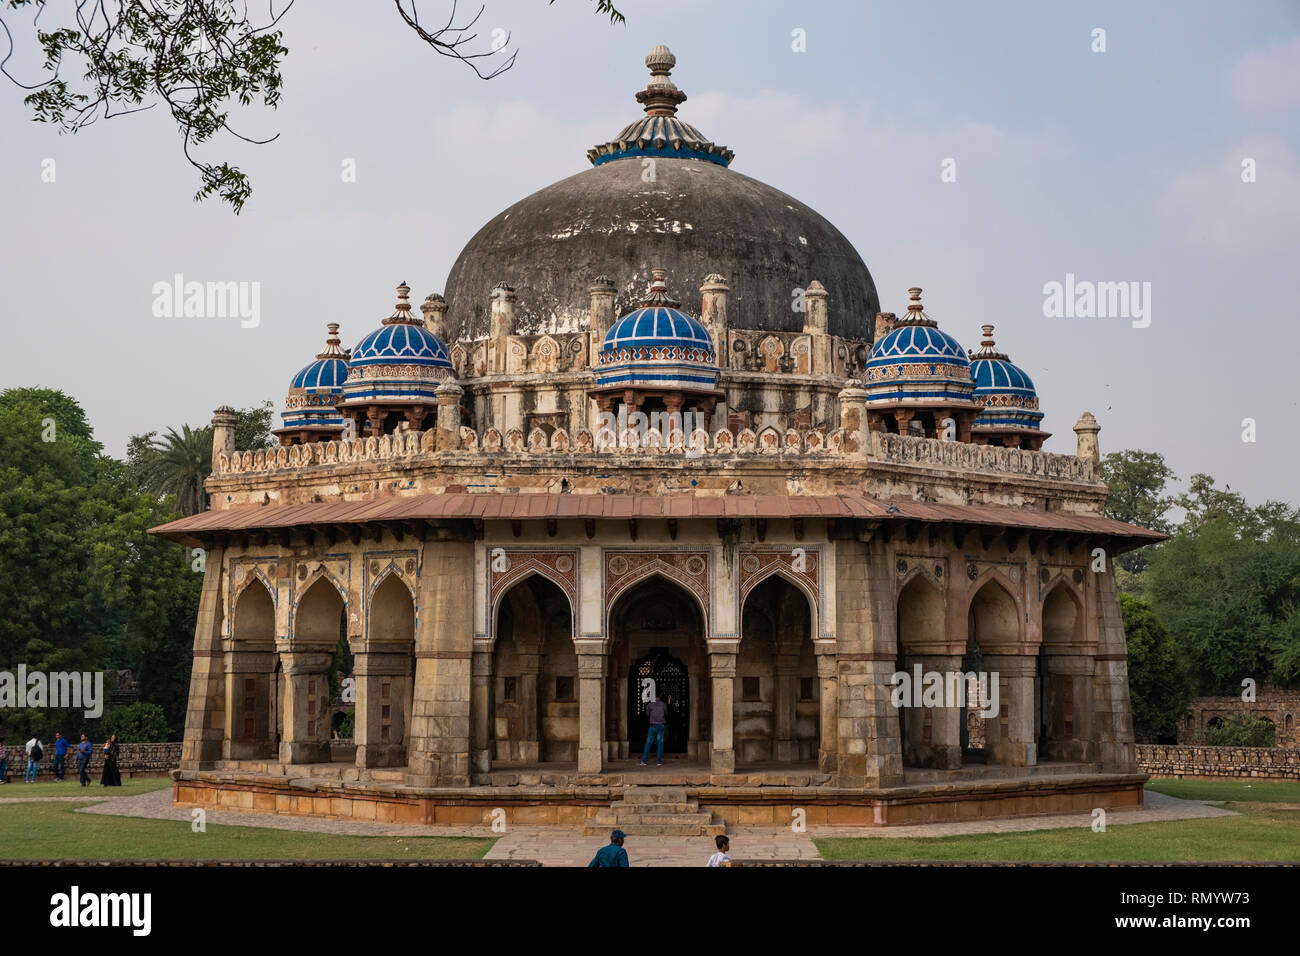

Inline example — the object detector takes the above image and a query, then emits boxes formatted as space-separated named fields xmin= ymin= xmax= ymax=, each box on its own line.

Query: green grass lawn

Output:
xmin=815 ymin=779 xmax=1300 ymax=863
xmin=0 ymin=778 xmax=173 ymax=799
xmin=0 ymin=795 xmax=495 ymax=861
xmin=1143 ymin=777 xmax=1300 ymax=804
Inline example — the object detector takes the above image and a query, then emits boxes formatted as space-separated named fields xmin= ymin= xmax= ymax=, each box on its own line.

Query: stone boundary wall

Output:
xmin=214 ymin=427 xmax=1096 ymax=482
xmin=1137 ymin=744 xmax=1300 ymax=781
xmin=3 ymin=742 xmax=180 ymax=780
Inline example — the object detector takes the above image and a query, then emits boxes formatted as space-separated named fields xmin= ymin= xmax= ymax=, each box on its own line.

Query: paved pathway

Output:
xmin=0 ymin=786 xmax=1239 ymax=866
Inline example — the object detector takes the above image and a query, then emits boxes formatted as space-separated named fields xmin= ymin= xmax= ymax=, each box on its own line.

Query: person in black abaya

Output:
xmin=99 ymin=734 xmax=122 ymax=787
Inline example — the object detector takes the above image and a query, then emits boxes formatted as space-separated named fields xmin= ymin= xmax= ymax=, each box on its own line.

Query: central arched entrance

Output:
xmin=606 ymin=576 xmax=709 ymax=761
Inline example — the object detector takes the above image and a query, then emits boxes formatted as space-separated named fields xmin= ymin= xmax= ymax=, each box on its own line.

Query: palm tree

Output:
xmin=138 ymin=425 xmax=213 ymax=516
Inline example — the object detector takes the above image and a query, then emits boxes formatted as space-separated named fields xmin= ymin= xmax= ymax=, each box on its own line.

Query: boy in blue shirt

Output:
xmin=53 ymin=732 xmax=69 ymax=781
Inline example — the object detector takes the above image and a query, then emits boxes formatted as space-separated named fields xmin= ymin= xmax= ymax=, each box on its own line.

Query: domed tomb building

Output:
xmin=152 ymin=48 xmax=1163 ymax=830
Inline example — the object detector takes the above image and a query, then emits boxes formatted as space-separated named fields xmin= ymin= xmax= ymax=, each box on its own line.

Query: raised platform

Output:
xmin=172 ymin=758 xmax=1147 ymax=828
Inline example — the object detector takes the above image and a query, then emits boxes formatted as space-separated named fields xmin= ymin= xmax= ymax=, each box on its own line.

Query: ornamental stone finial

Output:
xmin=1073 ymin=411 xmax=1101 ymax=463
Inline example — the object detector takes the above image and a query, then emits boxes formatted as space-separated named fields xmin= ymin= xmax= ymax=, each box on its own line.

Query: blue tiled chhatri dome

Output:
xmin=969 ymin=325 xmax=1048 ymax=444
xmin=340 ymin=282 xmax=452 ymax=408
xmin=864 ymin=287 xmax=975 ymax=407
xmin=278 ymin=323 xmax=349 ymax=438
xmin=597 ymin=269 xmax=718 ymax=391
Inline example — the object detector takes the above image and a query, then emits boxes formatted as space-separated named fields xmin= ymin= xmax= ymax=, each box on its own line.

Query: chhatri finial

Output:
xmin=898 ymin=286 xmax=937 ymax=327
xmin=637 ymin=45 xmax=687 ymax=116
xmin=383 ymin=281 xmax=420 ymax=325
xmin=970 ymin=324 xmax=1009 ymax=360
xmin=317 ymin=322 xmax=349 ymax=359
xmin=640 ymin=267 xmax=681 ymax=308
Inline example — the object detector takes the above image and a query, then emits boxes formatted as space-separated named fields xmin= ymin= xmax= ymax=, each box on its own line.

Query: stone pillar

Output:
xmin=407 ymin=538 xmax=474 ymax=788
xmin=816 ymin=649 xmax=838 ymax=774
xmin=470 ymin=648 xmax=493 ymax=774
xmin=576 ymin=644 xmax=606 ymax=773
xmin=1093 ymin=572 xmax=1138 ymax=771
xmin=838 ymin=385 xmax=870 ymax=458
xmin=517 ymin=648 xmax=541 ymax=762
xmin=181 ymin=545 xmax=226 ymax=770
xmin=435 ymin=380 xmax=464 ymax=450
xmin=420 ymin=293 xmax=448 ymax=341
xmin=223 ymin=648 xmax=277 ymax=760
xmin=982 ymin=654 xmax=1038 ymax=766
xmin=773 ymin=650 xmax=799 ymax=762
xmin=211 ymin=405 xmax=237 ymax=466
xmin=588 ymin=276 xmax=616 ymax=337
xmin=489 ymin=283 xmax=516 ymax=375
xmin=1073 ymin=411 xmax=1101 ymax=464
xmin=354 ymin=649 xmax=413 ymax=768
xmin=899 ymin=654 xmax=963 ymax=769
xmin=709 ymin=650 xmax=737 ymax=773
xmin=802 ymin=279 xmax=828 ymax=334
xmin=278 ymin=650 xmax=334 ymax=764
xmin=699 ymin=274 xmax=729 ymax=369
xmin=1040 ymin=652 xmax=1096 ymax=762
xmin=835 ymin=537 xmax=904 ymax=788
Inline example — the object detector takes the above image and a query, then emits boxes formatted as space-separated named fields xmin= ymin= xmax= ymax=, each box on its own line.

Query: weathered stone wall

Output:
xmin=1137 ymin=744 xmax=1300 ymax=781
xmin=7 ymin=742 xmax=180 ymax=780
xmin=1177 ymin=689 xmax=1300 ymax=746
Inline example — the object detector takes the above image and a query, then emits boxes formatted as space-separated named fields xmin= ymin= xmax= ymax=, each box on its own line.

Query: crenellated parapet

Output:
xmin=214 ymin=422 xmax=1098 ymax=484
xmin=871 ymin=432 xmax=1097 ymax=482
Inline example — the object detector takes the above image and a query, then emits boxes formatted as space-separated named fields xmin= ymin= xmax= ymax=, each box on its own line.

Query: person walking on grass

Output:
xmin=25 ymin=735 xmax=42 ymax=783
xmin=53 ymin=731 xmax=68 ymax=781
xmin=707 ymin=834 xmax=732 ymax=867
xmin=0 ymin=737 xmax=8 ymax=784
xmin=588 ymin=829 xmax=629 ymax=867
xmin=75 ymin=734 xmax=93 ymax=787
xmin=99 ymin=734 xmax=122 ymax=787
xmin=640 ymin=692 xmax=668 ymax=767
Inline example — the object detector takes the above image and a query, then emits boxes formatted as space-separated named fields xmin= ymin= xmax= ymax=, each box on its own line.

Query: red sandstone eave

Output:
xmin=146 ymin=493 xmax=1168 ymax=552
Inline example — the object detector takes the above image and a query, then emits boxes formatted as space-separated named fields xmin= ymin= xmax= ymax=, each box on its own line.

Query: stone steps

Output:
xmin=581 ymin=785 xmax=725 ymax=837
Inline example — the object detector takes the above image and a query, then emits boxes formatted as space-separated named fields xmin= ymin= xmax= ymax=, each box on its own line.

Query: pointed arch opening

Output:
xmin=228 ymin=578 xmax=277 ymax=759
xmin=492 ymin=574 xmax=575 ymax=763
xmin=354 ymin=573 xmax=416 ymax=767
xmin=607 ymin=574 xmax=709 ymax=762
xmin=737 ymin=574 xmax=818 ymax=768
xmin=894 ymin=574 xmax=957 ymax=769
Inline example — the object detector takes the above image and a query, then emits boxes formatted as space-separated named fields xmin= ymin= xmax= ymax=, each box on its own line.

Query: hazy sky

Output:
xmin=2 ymin=0 xmax=1297 ymax=505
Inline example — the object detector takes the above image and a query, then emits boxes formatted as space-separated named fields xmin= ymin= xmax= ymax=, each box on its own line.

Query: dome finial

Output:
xmin=317 ymin=322 xmax=349 ymax=360
xmin=970 ymin=323 xmax=1008 ymax=360
xmin=384 ymin=281 xmax=420 ymax=326
xmin=640 ymin=268 xmax=680 ymax=308
xmin=637 ymin=44 xmax=687 ymax=116
xmin=897 ymin=286 xmax=937 ymax=328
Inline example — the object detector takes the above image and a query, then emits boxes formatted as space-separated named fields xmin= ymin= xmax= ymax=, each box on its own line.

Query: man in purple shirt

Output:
xmin=640 ymin=693 xmax=669 ymax=766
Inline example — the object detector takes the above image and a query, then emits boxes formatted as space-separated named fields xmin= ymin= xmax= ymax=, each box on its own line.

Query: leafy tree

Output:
xmin=135 ymin=424 xmax=212 ymax=516
xmin=1 ymin=0 xmax=625 ymax=211
xmin=234 ymin=400 xmax=275 ymax=452
xmin=1100 ymin=449 xmax=1175 ymax=578
xmin=103 ymin=701 xmax=171 ymax=742
xmin=0 ymin=388 xmax=200 ymax=741
xmin=1145 ymin=499 xmax=1300 ymax=695
xmin=1120 ymin=593 xmax=1191 ymax=742
xmin=128 ymin=400 xmax=273 ymax=511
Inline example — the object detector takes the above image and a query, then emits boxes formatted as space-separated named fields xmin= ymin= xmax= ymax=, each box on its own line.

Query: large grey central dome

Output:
xmin=442 ymin=47 xmax=879 ymax=343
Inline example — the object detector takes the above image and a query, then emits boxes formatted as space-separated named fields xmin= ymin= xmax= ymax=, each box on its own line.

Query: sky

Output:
xmin=1 ymin=0 xmax=1297 ymax=505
